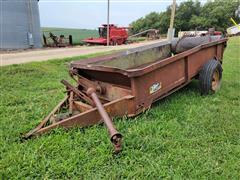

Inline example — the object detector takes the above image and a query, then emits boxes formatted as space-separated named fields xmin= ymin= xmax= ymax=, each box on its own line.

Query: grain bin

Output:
xmin=0 ymin=0 xmax=42 ymax=49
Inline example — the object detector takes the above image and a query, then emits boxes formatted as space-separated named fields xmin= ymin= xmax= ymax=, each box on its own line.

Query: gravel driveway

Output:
xmin=0 ymin=39 xmax=165 ymax=66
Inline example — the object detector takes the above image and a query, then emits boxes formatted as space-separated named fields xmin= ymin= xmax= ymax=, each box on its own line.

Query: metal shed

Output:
xmin=0 ymin=0 xmax=42 ymax=49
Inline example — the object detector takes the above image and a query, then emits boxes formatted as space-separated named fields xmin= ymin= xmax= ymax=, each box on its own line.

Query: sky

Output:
xmin=39 ymin=0 xmax=190 ymax=29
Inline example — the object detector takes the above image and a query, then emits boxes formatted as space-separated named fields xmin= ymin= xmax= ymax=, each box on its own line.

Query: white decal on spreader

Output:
xmin=150 ymin=82 xmax=161 ymax=94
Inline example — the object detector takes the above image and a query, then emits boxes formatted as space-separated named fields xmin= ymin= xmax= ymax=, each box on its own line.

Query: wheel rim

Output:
xmin=212 ymin=69 xmax=220 ymax=91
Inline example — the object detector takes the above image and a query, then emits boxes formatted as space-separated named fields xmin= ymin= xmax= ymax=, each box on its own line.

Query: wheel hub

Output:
xmin=212 ymin=69 xmax=220 ymax=91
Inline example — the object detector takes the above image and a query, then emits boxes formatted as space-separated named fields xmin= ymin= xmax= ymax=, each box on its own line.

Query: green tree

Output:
xmin=175 ymin=0 xmax=201 ymax=32
xmin=199 ymin=0 xmax=240 ymax=31
xmin=130 ymin=0 xmax=240 ymax=35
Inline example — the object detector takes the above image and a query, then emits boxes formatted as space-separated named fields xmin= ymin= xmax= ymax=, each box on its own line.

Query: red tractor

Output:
xmin=81 ymin=24 xmax=128 ymax=45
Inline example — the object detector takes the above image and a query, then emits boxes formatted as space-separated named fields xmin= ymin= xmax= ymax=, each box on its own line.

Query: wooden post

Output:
xmin=168 ymin=0 xmax=176 ymax=41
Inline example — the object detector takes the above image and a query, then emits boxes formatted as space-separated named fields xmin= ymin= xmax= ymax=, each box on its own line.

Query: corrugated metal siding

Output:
xmin=0 ymin=0 xmax=42 ymax=49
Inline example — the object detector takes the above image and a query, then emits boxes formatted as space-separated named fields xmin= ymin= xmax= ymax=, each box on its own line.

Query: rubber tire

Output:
xmin=199 ymin=59 xmax=223 ymax=95
xmin=110 ymin=41 xmax=116 ymax=46
xmin=116 ymin=39 xmax=123 ymax=45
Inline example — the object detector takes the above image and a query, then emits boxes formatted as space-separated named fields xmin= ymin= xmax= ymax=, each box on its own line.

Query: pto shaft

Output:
xmin=87 ymin=88 xmax=122 ymax=153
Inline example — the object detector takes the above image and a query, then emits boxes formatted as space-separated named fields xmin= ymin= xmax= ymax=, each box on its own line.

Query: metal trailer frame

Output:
xmin=25 ymin=38 xmax=228 ymax=153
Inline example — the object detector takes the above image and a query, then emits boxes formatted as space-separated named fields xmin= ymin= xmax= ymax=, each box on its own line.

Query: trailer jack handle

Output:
xmin=87 ymin=88 xmax=122 ymax=153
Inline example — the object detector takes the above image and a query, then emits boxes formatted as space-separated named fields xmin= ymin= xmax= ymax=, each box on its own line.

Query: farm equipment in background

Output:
xmin=227 ymin=18 xmax=240 ymax=36
xmin=227 ymin=24 xmax=240 ymax=36
xmin=25 ymin=35 xmax=227 ymax=153
xmin=81 ymin=25 xmax=161 ymax=46
xmin=178 ymin=28 xmax=223 ymax=38
xmin=81 ymin=24 xmax=129 ymax=45
xmin=128 ymin=29 xmax=160 ymax=40
xmin=43 ymin=32 xmax=73 ymax=47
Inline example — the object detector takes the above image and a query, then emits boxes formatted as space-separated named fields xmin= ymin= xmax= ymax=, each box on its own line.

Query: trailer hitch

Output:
xmin=61 ymin=79 xmax=123 ymax=152
xmin=24 ymin=76 xmax=132 ymax=153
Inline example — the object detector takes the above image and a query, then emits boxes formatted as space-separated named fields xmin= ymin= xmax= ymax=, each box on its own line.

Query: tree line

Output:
xmin=130 ymin=0 xmax=240 ymax=35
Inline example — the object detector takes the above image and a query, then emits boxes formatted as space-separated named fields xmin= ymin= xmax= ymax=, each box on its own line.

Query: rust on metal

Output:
xmin=87 ymin=88 xmax=122 ymax=153
xmin=61 ymin=79 xmax=94 ymax=106
xmin=25 ymin=37 xmax=228 ymax=152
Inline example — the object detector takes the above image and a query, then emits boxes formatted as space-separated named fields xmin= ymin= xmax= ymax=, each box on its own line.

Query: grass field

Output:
xmin=0 ymin=37 xmax=239 ymax=179
xmin=42 ymin=27 xmax=98 ymax=45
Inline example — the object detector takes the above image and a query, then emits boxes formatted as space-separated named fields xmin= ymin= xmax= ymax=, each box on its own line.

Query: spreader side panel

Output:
xmin=131 ymin=58 xmax=186 ymax=113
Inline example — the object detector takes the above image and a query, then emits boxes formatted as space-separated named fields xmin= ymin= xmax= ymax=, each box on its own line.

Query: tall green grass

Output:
xmin=0 ymin=37 xmax=239 ymax=179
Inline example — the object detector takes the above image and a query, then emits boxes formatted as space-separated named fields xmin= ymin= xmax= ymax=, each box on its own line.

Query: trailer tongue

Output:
xmin=25 ymin=37 xmax=227 ymax=153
